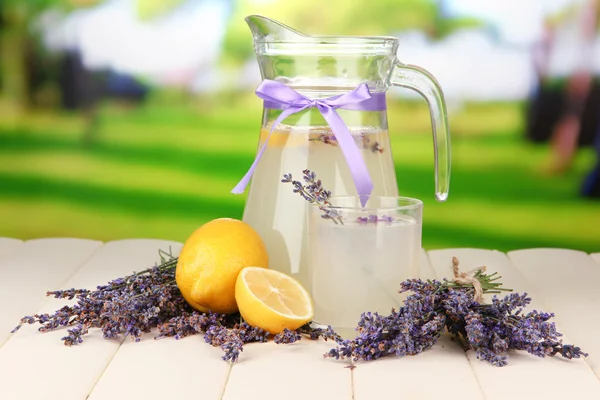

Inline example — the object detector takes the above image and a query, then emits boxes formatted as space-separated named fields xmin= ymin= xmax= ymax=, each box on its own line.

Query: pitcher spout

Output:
xmin=245 ymin=15 xmax=398 ymax=90
xmin=245 ymin=15 xmax=308 ymax=42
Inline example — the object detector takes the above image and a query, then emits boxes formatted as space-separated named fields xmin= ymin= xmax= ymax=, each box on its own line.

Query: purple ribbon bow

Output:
xmin=231 ymin=79 xmax=387 ymax=206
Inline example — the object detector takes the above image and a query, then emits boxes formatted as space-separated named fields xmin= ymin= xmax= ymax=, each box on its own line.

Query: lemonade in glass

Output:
xmin=308 ymin=196 xmax=423 ymax=338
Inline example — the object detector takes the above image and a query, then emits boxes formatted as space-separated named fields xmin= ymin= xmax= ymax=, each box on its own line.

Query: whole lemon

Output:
xmin=175 ymin=218 xmax=268 ymax=314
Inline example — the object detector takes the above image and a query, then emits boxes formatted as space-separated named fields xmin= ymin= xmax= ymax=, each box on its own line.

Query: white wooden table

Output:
xmin=0 ymin=237 xmax=599 ymax=400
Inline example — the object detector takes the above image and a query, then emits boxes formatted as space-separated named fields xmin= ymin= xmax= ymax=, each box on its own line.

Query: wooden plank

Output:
xmin=508 ymin=248 xmax=600 ymax=380
xmin=0 ymin=238 xmax=102 ymax=347
xmin=0 ymin=239 xmax=181 ymax=400
xmin=352 ymin=249 xmax=483 ymax=400
xmin=429 ymin=249 xmax=600 ymax=399
xmin=591 ymin=253 xmax=600 ymax=265
xmin=0 ymin=238 xmax=22 ymax=258
xmin=88 ymin=330 xmax=231 ymax=400
xmin=354 ymin=336 xmax=484 ymax=400
xmin=223 ymin=339 xmax=352 ymax=400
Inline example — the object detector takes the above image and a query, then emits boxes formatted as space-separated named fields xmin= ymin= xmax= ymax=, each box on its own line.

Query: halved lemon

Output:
xmin=235 ymin=267 xmax=314 ymax=334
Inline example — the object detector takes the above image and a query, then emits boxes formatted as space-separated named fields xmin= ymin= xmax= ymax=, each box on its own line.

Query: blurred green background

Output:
xmin=1 ymin=0 xmax=599 ymax=252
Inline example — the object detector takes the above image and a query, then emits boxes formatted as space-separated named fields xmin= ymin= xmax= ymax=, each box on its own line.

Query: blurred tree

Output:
xmin=221 ymin=0 xmax=483 ymax=66
xmin=221 ymin=0 xmax=438 ymax=65
xmin=136 ymin=0 xmax=185 ymax=21
xmin=0 ymin=0 xmax=99 ymax=110
xmin=433 ymin=15 xmax=484 ymax=39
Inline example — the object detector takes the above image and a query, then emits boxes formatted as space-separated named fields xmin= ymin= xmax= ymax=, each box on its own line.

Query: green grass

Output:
xmin=0 ymin=98 xmax=598 ymax=253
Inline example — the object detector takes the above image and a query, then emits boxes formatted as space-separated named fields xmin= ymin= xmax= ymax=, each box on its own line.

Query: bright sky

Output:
xmin=40 ymin=0 xmax=233 ymax=81
xmin=440 ymin=0 xmax=584 ymax=45
xmin=36 ymin=0 xmax=597 ymax=98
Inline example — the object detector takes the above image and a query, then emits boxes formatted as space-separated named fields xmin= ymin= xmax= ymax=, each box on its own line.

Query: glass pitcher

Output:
xmin=232 ymin=15 xmax=450 ymax=289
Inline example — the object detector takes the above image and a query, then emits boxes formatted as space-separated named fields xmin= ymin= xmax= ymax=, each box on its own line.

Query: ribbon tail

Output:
xmin=231 ymin=107 xmax=301 ymax=194
xmin=320 ymin=107 xmax=374 ymax=207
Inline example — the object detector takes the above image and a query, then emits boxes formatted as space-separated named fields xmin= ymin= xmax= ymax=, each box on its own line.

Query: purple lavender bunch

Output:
xmin=12 ymin=250 xmax=267 ymax=363
xmin=12 ymin=253 xmax=186 ymax=344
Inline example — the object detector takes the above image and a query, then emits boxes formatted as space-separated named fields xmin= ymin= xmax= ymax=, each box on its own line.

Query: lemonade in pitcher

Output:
xmin=242 ymin=124 xmax=398 ymax=287
xmin=232 ymin=16 xmax=450 ymax=291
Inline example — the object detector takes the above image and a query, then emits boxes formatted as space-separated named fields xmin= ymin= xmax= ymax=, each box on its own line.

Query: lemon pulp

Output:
xmin=235 ymin=267 xmax=313 ymax=334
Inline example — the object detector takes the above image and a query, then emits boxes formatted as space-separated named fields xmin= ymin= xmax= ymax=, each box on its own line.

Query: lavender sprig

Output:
xmin=297 ymin=322 xmax=343 ymax=343
xmin=309 ymin=132 xmax=384 ymax=154
xmin=283 ymin=170 xmax=397 ymax=225
xmin=360 ymin=132 xmax=384 ymax=154
xmin=309 ymin=133 xmax=339 ymax=147
xmin=357 ymin=215 xmax=395 ymax=225
xmin=282 ymin=170 xmax=343 ymax=224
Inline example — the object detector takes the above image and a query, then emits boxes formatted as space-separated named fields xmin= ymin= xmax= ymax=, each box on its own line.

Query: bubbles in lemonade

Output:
xmin=242 ymin=125 xmax=398 ymax=290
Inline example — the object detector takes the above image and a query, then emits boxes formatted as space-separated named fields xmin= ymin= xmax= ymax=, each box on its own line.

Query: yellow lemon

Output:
xmin=235 ymin=267 xmax=314 ymax=334
xmin=175 ymin=218 xmax=268 ymax=314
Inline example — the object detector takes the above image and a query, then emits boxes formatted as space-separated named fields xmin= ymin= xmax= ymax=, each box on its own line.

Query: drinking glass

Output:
xmin=308 ymin=196 xmax=423 ymax=338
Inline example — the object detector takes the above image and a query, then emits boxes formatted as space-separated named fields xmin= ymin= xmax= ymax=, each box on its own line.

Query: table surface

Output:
xmin=0 ymin=237 xmax=598 ymax=400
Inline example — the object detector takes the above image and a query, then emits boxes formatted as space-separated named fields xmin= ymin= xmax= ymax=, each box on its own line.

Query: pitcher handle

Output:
xmin=390 ymin=61 xmax=451 ymax=202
